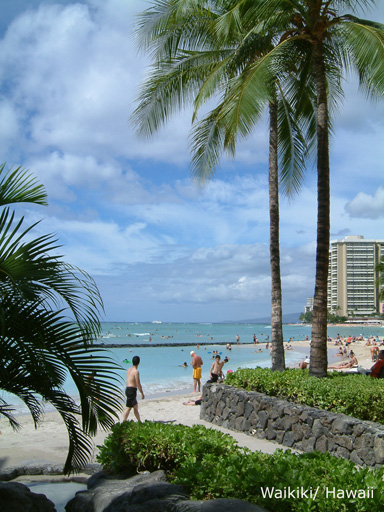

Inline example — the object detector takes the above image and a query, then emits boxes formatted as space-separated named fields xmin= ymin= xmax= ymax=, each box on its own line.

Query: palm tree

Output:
xmin=0 ymin=163 xmax=124 ymax=474
xmin=241 ymin=0 xmax=384 ymax=376
xmin=132 ymin=0 xmax=314 ymax=371
xmin=377 ymin=256 xmax=384 ymax=308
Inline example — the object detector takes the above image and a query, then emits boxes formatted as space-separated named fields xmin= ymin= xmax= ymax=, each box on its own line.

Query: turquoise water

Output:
xmin=3 ymin=322 xmax=383 ymax=413
xmin=101 ymin=341 xmax=305 ymax=396
xmin=27 ymin=482 xmax=86 ymax=512
xmin=99 ymin=321 xmax=301 ymax=345
xmin=98 ymin=321 xmax=383 ymax=346
xmin=93 ymin=322 xmax=383 ymax=396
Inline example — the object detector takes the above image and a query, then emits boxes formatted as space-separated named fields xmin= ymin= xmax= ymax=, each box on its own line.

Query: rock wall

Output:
xmin=200 ymin=384 xmax=384 ymax=468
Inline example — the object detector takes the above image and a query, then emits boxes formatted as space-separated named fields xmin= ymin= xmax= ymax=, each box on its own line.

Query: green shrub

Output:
xmin=225 ymin=368 xmax=384 ymax=423
xmin=97 ymin=420 xmax=240 ymax=474
xmin=97 ymin=421 xmax=384 ymax=512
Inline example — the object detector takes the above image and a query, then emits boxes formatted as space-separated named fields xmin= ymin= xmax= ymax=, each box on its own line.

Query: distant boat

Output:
xmin=152 ymin=320 xmax=162 ymax=324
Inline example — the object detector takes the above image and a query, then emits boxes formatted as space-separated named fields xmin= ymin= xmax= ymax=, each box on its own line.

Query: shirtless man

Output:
xmin=190 ymin=350 xmax=203 ymax=392
xmin=122 ymin=355 xmax=145 ymax=422
xmin=207 ymin=355 xmax=226 ymax=383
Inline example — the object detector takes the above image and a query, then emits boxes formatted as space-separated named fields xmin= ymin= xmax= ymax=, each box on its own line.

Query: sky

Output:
xmin=0 ymin=0 xmax=383 ymax=323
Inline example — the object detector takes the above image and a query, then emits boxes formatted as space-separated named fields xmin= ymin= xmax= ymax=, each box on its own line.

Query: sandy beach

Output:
xmin=290 ymin=337 xmax=380 ymax=370
xmin=0 ymin=391 xmax=291 ymax=475
xmin=0 ymin=336 xmax=380 ymax=475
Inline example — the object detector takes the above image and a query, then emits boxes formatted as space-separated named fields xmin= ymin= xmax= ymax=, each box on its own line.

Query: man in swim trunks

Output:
xmin=190 ymin=350 xmax=203 ymax=392
xmin=122 ymin=355 xmax=145 ymax=422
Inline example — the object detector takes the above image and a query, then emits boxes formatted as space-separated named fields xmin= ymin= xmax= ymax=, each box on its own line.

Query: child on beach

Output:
xmin=207 ymin=355 xmax=226 ymax=383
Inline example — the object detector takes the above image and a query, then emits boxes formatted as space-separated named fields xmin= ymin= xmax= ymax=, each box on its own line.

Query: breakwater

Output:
xmin=96 ymin=341 xmax=239 ymax=348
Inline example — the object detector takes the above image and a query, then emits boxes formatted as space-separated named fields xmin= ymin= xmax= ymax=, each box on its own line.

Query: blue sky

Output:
xmin=0 ymin=0 xmax=383 ymax=322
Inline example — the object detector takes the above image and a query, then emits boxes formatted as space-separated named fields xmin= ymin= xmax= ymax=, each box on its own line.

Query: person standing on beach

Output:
xmin=122 ymin=355 xmax=145 ymax=422
xmin=371 ymin=345 xmax=379 ymax=361
xmin=190 ymin=350 xmax=203 ymax=392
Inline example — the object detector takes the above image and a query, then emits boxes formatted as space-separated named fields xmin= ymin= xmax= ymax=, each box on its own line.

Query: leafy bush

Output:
xmin=225 ymin=368 xmax=384 ymax=423
xmin=97 ymin=420 xmax=240 ymax=474
xmin=97 ymin=420 xmax=384 ymax=512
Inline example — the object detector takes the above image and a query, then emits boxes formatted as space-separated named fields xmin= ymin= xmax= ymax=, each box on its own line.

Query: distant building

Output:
xmin=304 ymin=297 xmax=314 ymax=314
xmin=327 ymin=235 xmax=384 ymax=317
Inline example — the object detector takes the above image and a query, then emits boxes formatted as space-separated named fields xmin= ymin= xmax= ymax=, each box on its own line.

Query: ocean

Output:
xmin=96 ymin=321 xmax=384 ymax=395
xmin=3 ymin=322 xmax=384 ymax=414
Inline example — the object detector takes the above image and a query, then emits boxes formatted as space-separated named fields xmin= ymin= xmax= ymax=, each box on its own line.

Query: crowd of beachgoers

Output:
xmin=286 ymin=333 xmax=384 ymax=373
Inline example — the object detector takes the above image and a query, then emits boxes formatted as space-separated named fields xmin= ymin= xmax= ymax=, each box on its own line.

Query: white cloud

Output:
xmin=345 ymin=187 xmax=384 ymax=220
xmin=0 ymin=0 xmax=196 ymax=168
xmin=0 ymin=0 xmax=383 ymax=321
xmin=93 ymin=237 xmax=317 ymax=321
xmin=26 ymin=152 xmax=157 ymax=210
xmin=38 ymin=214 xmax=172 ymax=272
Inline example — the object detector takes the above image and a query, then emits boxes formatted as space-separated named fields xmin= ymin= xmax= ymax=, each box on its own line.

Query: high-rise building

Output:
xmin=304 ymin=297 xmax=314 ymax=314
xmin=327 ymin=235 xmax=384 ymax=317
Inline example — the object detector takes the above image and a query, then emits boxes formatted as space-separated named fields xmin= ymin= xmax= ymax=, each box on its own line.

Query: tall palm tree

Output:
xmin=377 ymin=255 xmax=384 ymax=307
xmin=0 ymin=163 xmax=124 ymax=474
xmin=240 ymin=0 xmax=384 ymax=376
xmin=132 ymin=0 xmax=314 ymax=371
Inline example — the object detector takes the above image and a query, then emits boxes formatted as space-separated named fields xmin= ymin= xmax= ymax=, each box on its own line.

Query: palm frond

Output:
xmin=190 ymin=105 xmax=230 ymax=180
xmin=136 ymin=0 xmax=220 ymax=59
xmin=0 ymin=400 xmax=21 ymax=431
xmin=217 ymin=45 xmax=282 ymax=142
xmin=0 ymin=208 xmax=103 ymax=342
xmin=340 ymin=19 xmax=384 ymax=97
xmin=1 ymin=297 xmax=124 ymax=472
xmin=131 ymin=50 xmax=233 ymax=137
xmin=0 ymin=164 xmax=47 ymax=207
xmin=213 ymin=0 xmax=245 ymax=39
xmin=277 ymin=89 xmax=307 ymax=196
xmin=0 ymin=166 xmax=124 ymax=474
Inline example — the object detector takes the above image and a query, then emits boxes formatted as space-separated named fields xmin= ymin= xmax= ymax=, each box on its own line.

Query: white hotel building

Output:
xmin=327 ymin=235 xmax=384 ymax=317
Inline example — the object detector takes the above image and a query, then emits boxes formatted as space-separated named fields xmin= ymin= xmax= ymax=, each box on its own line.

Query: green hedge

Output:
xmin=97 ymin=420 xmax=384 ymax=512
xmin=96 ymin=420 xmax=239 ymax=475
xmin=225 ymin=368 xmax=384 ymax=423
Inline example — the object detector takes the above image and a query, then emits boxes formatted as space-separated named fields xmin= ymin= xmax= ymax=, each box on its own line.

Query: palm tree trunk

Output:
xmin=269 ymin=101 xmax=285 ymax=371
xmin=310 ymin=43 xmax=330 ymax=378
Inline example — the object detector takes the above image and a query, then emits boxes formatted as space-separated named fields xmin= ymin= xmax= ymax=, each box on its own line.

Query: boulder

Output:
xmin=66 ymin=470 xmax=170 ymax=512
xmin=66 ymin=470 xmax=269 ymax=512
xmin=0 ymin=481 xmax=56 ymax=512
xmin=173 ymin=498 xmax=267 ymax=511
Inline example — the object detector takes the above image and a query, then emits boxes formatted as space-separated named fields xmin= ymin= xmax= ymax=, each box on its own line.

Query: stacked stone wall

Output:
xmin=200 ymin=384 xmax=384 ymax=467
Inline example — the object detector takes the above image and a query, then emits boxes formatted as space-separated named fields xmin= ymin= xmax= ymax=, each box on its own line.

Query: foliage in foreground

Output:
xmin=226 ymin=368 xmax=384 ymax=423
xmin=0 ymin=164 xmax=124 ymax=473
xmin=97 ymin=421 xmax=384 ymax=512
